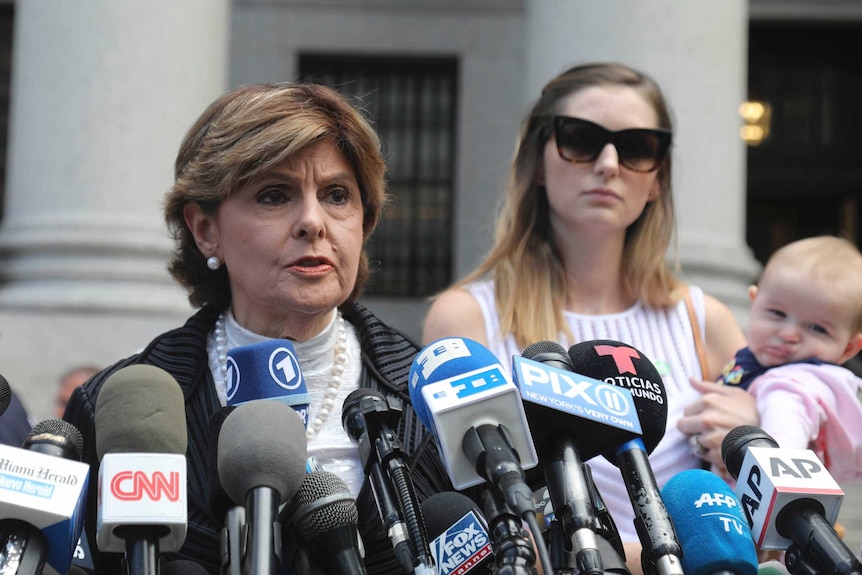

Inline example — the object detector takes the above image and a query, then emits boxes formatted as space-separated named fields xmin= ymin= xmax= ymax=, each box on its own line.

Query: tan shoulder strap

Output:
xmin=684 ymin=286 xmax=711 ymax=379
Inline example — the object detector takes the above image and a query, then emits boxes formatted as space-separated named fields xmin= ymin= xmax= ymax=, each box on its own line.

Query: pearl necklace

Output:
xmin=214 ymin=310 xmax=348 ymax=440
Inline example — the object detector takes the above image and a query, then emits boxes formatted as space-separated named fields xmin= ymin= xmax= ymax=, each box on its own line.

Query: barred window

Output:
xmin=299 ymin=55 xmax=458 ymax=298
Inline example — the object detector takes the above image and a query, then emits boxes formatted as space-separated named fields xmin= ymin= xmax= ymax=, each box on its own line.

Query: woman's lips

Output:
xmin=289 ymin=257 xmax=334 ymax=273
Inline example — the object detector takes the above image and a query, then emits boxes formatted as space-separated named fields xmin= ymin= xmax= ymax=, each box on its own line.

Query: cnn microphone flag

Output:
xmin=97 ymin=453 xmax=187 ymax=553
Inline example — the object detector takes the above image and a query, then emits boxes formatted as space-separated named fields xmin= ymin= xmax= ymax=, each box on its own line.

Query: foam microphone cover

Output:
xmin=422 ymin=491 xmax=487 ymax=538
xmin=567 ymin=339 xmax=667 ymax=455
xmin=421 ymin=492 xmax=493 ymax=575
xmin=207 ymin=405 xmax=238 ymax=521
xmin=661 ymin=469 xmax=758 ymax=575
xmin=0 ymin=372 xmax=11 ymax=416
xmin=95 ymin=364 xmax=188 ymax=458
xmin=217 ymin=400 xmax=307 ymax=504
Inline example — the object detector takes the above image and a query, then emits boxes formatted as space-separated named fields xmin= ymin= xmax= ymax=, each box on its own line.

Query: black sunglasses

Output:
xmin=550 ymin=116 xmax=672 ymax=173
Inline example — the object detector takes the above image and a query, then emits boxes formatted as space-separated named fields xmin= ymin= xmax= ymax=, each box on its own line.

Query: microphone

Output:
xmin=226 ymin=339 xmax=310 ymax=427
xmin=342 ymin=389 xmax=425 ymax=574
xmin=0 ymin=372 xmax=11 ymax=416
xmin=514 ymin=340 xmax=642 ymax=575
xmin=218 ymin=400 xmax=308 ymax=575
xmin=289 ymin=469 xmax=367 ymax=575
xmin=0 ymin=419 xmax=90 ymax=575
xmin=95 ymin=364 xmax=189 ymax=575
xmin=207 ymin=406 xmax=243 ymax=575
xmin=409 ymin=337 xmax=552 ymax=575
xmin=661 ymin=468 xmax=758 ymax=575
xmin=567 ymin=339 xmax=683 ymax=575
xmin=721 ymin=425 xmax=862 ymax=575
xmin=408 ymin=337 xmax=538 ymax=509
xmin=421 ymin=491 xmax=493 ymax=575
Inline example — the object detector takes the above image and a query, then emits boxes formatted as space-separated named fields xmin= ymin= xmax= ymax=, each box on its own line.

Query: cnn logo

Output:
xmin=110 ymin=471 xmax=181 ymax=502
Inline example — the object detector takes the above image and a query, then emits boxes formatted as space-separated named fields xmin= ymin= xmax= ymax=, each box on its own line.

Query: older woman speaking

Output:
xmin=64 ymin=83 xmax=451 ymax=574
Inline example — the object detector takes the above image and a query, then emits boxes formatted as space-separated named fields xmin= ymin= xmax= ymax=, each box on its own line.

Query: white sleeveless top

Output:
xmin=467 ymin=280 xmax=707 ymax=543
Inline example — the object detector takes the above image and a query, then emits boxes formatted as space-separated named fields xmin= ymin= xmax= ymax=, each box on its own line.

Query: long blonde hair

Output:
xmin=455 ymin=63 xmax=682 ymax=348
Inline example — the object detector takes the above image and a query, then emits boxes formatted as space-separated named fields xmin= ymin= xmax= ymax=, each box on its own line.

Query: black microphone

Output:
xmin=94 ymin=365 xmax=190 ymax=575
xmin=0 ymin=418 xmax=88 ymax=575
xmin=0 ymin=373 xmax=11 ymax=416
xmin=722 ymin=425 xmax=862 ymax=575
xmin=567 ymin=339 xmax=683 ymax=575
xmin=207 ymin=406 xmax=243 ymax=575
xmin=409 ymin=337 xmax=553 ymax=575
xmin=342 ymin=389 xmax=430 ymax=575
xmin=218 ymin=400 xmax=308 ymax=575
xmin=290 ymin=469 xmax=367 ymax=575
xmin=519 ymin=341 xmax=606 ymax=575
xmin=421 ymin=491 xmax=494 ymax=575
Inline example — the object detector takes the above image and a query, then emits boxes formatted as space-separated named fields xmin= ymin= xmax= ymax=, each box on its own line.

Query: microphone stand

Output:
xmin=480 ymin=488 xmax=537 ymax=575
xmin=0 ymin=520 xmax=49 ymax=575
xmin=358 ymin=394 xmax=435 ymax=575
xmin=121 ymin=526 xmax=161 ymax=575
xmin=358 ymin=396 xmax=437 ymax=575
xmin=781 ymin=508 xmax=862 ymax=575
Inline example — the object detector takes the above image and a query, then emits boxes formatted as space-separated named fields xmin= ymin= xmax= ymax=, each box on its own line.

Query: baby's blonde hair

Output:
xmin=762 ymin=235 xmax=862 ymax=332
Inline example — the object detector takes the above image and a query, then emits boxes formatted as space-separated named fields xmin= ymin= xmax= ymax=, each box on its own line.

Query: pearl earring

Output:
xmin=206 ymin=256 xmax=221 ymax=270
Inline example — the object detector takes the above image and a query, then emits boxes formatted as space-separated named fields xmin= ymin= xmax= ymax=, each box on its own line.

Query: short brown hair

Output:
xmin=164 ymin=82 xmax=388 ymax=309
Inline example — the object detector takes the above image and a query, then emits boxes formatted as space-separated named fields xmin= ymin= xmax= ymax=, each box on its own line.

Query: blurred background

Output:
xmin=0 ymin=0 xmax=860 ymax=553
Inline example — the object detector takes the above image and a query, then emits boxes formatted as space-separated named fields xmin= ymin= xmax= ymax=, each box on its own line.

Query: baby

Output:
xmin=718 ymin=235 xmax=862 ymax=482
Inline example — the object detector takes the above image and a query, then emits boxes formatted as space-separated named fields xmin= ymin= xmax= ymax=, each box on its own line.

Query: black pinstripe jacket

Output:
xmin=64 ymin=302 xmax=452 ymax=575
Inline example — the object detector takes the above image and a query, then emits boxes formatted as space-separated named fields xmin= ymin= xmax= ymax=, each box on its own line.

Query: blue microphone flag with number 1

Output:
xmin=226 ymin=339 xmax=310 ymax=427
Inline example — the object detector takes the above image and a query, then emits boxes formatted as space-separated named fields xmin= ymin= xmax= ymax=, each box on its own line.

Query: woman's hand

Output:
xmin=677 ymin=378 xmax=759 ymax=469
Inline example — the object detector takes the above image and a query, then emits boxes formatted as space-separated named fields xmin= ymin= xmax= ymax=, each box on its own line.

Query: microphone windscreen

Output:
xmin=720 ymin=425 xmax=779 ymax=480
xmin=23 ymin=418 xmax=84 ymax=460
xmin=408 ymin=337 xmax=503 ymax=430
xmin=568 ymin=339 xmax=667 ymax=454
xmin=421 ymin=491 xmax=493 ymax=575
xmin=95 ymin=364 xmax=187 ymax=458
xmin=217 ymin=400 xmax=307 ymax=504
xmin=661 ymin=469 xmax=758 ymax=575
xmin=291 ymin=470 xmax=358 ymax=538
xmin=421 ymin=491 xmax=487 ymax=538
xmin=522 ymin=340 xmax=574 ymax=372
xmin=0 ymin=373 xmax=11 ymax=416
xmin=207 ymin=405 xmax=238 ymax=521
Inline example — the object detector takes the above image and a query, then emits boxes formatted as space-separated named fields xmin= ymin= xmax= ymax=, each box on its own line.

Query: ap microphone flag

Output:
xmin=226 ymin=339 xmax=310 ymax=426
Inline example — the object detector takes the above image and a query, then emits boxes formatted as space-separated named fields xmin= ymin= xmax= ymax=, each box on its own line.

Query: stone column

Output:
xmin=0 ymin=0 xmax=230 ymax=313
xmin=524 ymin=0 xmax=760 ymax=321
xmin=0 ymin=0 xmax=229 ymax=419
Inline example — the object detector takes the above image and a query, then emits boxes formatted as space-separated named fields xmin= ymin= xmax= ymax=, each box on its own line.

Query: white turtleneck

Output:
xmin=207 ymin=308 xmax=365 ymax=495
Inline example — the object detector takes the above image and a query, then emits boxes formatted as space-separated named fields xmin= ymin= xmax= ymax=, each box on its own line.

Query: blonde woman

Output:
xmin=423 ymin=62 xmax=757 ymax=574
